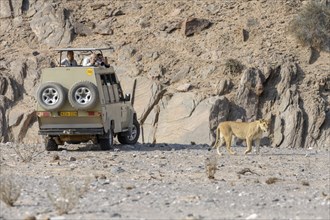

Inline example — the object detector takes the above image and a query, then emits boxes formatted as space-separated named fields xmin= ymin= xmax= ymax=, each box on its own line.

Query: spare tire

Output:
xmin=68 ymin=81 xmax=98 ymax=110
xmin=37 ymin=82 xmax=66 ymax=111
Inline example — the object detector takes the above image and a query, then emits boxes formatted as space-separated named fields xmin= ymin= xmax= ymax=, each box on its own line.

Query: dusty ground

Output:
xmin=0 ymin=142 xmax=329 ymax=220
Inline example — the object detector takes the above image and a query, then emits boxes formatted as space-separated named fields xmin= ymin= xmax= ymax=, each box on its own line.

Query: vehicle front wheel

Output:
xmin=118 ymin=118 xmax=140 ymax=145
xmin=45 ymin=138 xmax=59 ymax=151
xmin=98 ymin=130 xmax=113 ymax=150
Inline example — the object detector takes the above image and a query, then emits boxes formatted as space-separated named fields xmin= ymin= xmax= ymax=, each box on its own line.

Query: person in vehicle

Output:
xmin=96 ymin=53 xmax=110 ymax=68
xmin=83 ymin=53 xmax=110 ymax=67
xmin=83 ymin=53 xmax=97 ymax=66
xmin=61 ymin=51 xmax=78 ymax=67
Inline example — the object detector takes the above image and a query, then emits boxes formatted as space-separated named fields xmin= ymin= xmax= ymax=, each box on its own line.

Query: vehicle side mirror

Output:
xmin=124 ymin=94 xmax=131 ymax=102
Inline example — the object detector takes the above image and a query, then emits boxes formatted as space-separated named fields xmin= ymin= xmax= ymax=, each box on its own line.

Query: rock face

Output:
xmin=236 ymin=68 xmax=264 ymax=120
xmin=0 ymin=0 xmax=329 ymax=149
xmin=30 ymin=3 xmax=73 ymax=46
xmin=270 ymin=63 xmax=305 ymax=148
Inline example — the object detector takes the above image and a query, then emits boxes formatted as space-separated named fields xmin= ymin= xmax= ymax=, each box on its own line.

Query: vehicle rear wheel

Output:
xmin=99 ymin=130 xmax=113 ymax=150
xmin=68 ymin=81 xmax=98 ymax=110
xmin=45 ymin=138 xmax=59 ymax=151
xmin=37 ymin=82 xmax=66 ymax=111
xmin=118 ymin=118 xmax=140 ymax=145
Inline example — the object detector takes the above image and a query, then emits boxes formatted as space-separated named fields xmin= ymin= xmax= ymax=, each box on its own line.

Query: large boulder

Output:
xmin=274 ymin=63 xmax=305 ymax=148
xmin=7 ymin=96 xmax=37 ymax=142
xmin=119 ymin=76 xmax=166 ymax=144
xmin=0 ymin=96 xmax=10 ymax=142
xmin=236 ymin=68 xmax=264 ymax=120
xmin=30 ymin=3 xmax=73 ymax=47
xmin=273 ymin=86 xmax=304 ymax=148
xmin=209 ymin=96 xmax=230 ymax=143
xmin=0 ymin=75 xmax=8 ymax=95
xmin=155 ymin=93 xmax=218 ymax=145
xmin=0 ymin=0 xmax=24 ymax=18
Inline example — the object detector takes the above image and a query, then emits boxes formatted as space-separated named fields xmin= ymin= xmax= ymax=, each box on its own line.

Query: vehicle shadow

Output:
xmin=61 ymin=143 xmax=211 ymax=152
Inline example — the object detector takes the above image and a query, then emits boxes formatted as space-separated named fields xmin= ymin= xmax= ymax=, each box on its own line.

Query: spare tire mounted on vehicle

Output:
xmin=68 ymin=81 xmax=98 ymax=110
xmin=37 ymin=82 xmax=66 ymax=111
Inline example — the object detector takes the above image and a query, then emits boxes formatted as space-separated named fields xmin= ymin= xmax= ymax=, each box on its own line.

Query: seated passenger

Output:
xmin=82 ymin=53 xmax=97 ymax=66
xmin=96 ymin=53 xmax=110 ymax=68
xmin=82 ymin=53 xmax=110 ymax=68
xmin=61 ymin=51 xmax=78 ymax=67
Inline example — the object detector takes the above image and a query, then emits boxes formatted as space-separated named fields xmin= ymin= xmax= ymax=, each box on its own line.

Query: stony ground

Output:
xmin=0 ymin=142 xmax=329 ymax=220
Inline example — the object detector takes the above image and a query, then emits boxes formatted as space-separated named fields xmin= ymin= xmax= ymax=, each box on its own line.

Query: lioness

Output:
xmin=213 ymin=119 xmax=270 ymax=155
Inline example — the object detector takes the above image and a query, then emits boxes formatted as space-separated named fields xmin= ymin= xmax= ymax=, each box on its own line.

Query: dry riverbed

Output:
xmin=0 ymin=143 xmax=329 ymax=220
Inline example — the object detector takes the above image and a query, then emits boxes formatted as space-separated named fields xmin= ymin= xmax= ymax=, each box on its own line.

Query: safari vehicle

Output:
xmin=36 ymin=48 xmax=140 ymax=151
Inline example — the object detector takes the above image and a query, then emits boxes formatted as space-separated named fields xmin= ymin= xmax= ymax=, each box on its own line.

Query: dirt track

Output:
xmin=0 ymin=143 xmax=329 ymax=220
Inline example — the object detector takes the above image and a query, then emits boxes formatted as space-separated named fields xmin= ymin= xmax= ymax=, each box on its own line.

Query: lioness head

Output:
xmin=259 ymin=119 xmax=270 ymax=132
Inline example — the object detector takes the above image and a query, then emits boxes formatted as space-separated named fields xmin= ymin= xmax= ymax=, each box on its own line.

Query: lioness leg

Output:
xmin=216 ymin=131 xmax=224 ymax=156
xmin=244 ymin=138 xmax=253 ymax=155
xmin=225 ymin=135 xmax=236 ymax=155
xmin=255 ymin=138 xmax=261 ymax=154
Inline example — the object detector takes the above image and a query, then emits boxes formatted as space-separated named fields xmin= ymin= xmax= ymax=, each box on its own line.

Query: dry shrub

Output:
xmin=265 ymin=177 xmax=280 ymax=185
xmin=225 ymin=59 xmax=244 ymax=75
xmin=13 ymin=143 xmax=44 ymax=163
xmin=289 ymin=2 xmax=330 ymax=52
xmin=205 ymin=156 xmax=217 ymax=179
xmin=0 ymin=175 xmax=22 ymax=206
xmin=47 ymin=177 xmax=90 ymax=215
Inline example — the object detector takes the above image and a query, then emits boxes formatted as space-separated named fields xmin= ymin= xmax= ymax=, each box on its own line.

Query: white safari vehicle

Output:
xmin=36 ymin=48 xmax=140 ymax=151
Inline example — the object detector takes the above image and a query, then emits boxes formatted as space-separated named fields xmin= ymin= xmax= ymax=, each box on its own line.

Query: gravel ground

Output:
xmin=0 ymin=143 xmax=329 ymax=220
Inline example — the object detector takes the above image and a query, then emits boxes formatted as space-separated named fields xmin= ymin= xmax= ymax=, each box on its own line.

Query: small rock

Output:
xmin=265 ymin=177 xmax=280 ymax=184
xmin=111 ymin=213 xmax=121 ymax=218
xmin=95 ymin=173 xmax=107 ymax=180
xmin=182 ymin=18 xmax=211 ymax=36
xmin=246 ymin=213 xmax=258 ymax=219
xmin=69 ymin=156 xmax=76 ymax=161
xmin=176 ymin=83 xmax=191 ymax=92
xmin=125 ymin=185 xmax=135 ymax=190
xmin=110 ymin=9 xmax=125 ymax=17
xmin=32 ymin=51 xmax=39 ymax=56
xmin=24 ymin=215 xmax=36 ymax=220
xmin=50 ymin=216 xmax=66 ymax=220
xmin=52 ymin=154 xmax=60 ymax=161
xmin=111 ymin=166 xmax=125 ymax=174
xmin=91 ymin=3 xmax=105 ymax=10
xmin=302 ymin=180 xmax=310 ymax=186
xmin=170 ymin=8 xmax=183 ymax=16
xmin=148 ymin=64 xmax=164 ymax=80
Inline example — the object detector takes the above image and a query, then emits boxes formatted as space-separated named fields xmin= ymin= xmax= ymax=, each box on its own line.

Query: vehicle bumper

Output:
xmin=38 ymin=128 xmax=104 ymax=136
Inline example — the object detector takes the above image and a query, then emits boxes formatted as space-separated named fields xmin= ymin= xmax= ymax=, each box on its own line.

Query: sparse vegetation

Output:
xmin=13 ymin=143 xmax=44 ymax=163
xmin=47 ymin=178 xmax=90 ymax=215
xmin=265 ymin=177 xmax=280 ymax=184
xmin=225 ymin=59 xmax=244 ymax=75
xmin=0 ymin=175 xmax=22 ymax=207
xmin=205 ymin=156 xmax=217 ymax=179
xmin=290 ymin=2 xmax=330 ymax=52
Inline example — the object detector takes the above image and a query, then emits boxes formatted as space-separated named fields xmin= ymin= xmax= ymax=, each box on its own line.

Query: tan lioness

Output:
xmin=213 ymin=119 xmax=270 ymax=155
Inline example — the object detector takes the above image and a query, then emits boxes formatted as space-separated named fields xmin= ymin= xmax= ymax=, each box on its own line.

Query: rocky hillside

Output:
xmin=0 ymin=0 xmax=329 ymax=149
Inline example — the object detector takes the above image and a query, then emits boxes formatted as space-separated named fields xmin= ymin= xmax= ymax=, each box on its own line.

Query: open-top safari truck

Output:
xmin=36 ymin=48 xmax=140 ymax=151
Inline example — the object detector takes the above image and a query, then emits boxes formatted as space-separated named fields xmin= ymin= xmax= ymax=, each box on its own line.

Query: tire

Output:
xmin=118 ymin=118 xmax=140 ymax=145
xmin=68 ymin=81 xmax=98 ymax=110
xmin=37 ymin=82 xmax=66 ymax=111
xmin=99 ymin=130 xmax=113 ymax=150
xmin=45 ymin=138 xmax=59 ymax=151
